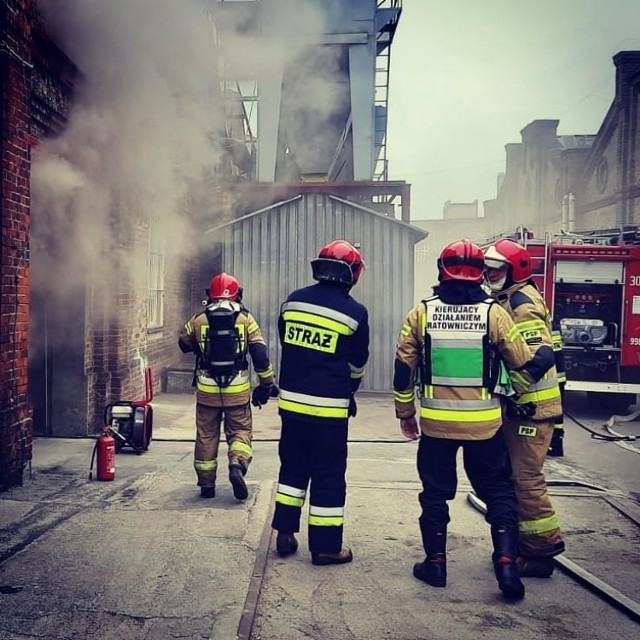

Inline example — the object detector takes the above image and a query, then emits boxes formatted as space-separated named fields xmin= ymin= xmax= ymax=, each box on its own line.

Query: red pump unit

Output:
xmin=104 ymin=366 xmax=154 ymax=455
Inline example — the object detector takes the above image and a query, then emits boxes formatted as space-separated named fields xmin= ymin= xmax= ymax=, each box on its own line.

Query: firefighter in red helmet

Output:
xmin=178 ymin=272 xmax=274 ymax=501
xmin=484 ymin=238 xmax=565 ymax=577
xmin=272 ymin=239 xmax=369 ymax=566
xmin=393 ymin=239 xmax=545 ymax=600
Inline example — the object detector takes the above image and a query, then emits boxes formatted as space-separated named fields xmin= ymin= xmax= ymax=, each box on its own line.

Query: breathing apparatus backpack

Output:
xmin=200 ymin=300 xmax=246 ymax=388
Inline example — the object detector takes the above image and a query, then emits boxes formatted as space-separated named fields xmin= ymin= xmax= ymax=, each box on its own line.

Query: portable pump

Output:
xmin=103 ymin=366 xmax=154 ymax=455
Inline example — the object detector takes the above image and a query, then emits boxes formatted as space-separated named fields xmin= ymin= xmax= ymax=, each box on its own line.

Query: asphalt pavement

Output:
xmin=1 ymin=391 xmax=639 ymax=640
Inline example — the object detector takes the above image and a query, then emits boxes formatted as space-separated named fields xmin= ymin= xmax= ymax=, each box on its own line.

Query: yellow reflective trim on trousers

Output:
xmin=276 ymin=493 xmax=305 ymax=507
xmin=308 ymin=515 xmax=344 ymax=527
xmin=229 ymin=441 xmax=252 ymax=456
xmin=519 ymin=513 xmax=560 ymax=535
xmin=278 ymin=399 xmax=349 ymax=419
xmin=196 ymin=380 xmax=251 ymax=394
xmin=194 ymin=459 xmax=218 ymax=471
xmin=519 ymin=385 xmax=561 ymax=404
xmin=282 ymin=310 xmax=353 ymax=335
xmin=420 ymin=405 xmax=502 ymax=422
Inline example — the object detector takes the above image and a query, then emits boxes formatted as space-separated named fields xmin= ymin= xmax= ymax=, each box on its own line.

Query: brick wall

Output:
xmin=0 ymin=0 xmax=34 ymax=491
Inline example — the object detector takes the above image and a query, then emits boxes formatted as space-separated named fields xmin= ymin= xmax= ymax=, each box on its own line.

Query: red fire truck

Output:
xmin=498 ymin=226 xmax=640 ymax=412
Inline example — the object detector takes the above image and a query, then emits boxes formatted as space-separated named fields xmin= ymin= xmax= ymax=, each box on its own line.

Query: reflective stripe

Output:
xmin=421 ymin=397 xmax=500 ymax=410
xmin=276 ymin=493 xmax=305 ymax=507
xmin=257 ymin=365 xmax=274 ymax=379
xmin=420 ymin=405 xmax=502 ymax=422
xmin=278 ymin=399 xmax=349 ymax=419
xmin=400 ymin=323 xmax=411 ymax=337
xmin=510 ymin=371 xmax=530 ymax=389
xmin=275 ymin=483 xmax=307 ymax=507
xmin=431 ymin=375 xmax=484 ymax=386
xmin=349 ymin=362 xmax=365 ymax=377
xmin=277 ymin=484 xmax=307 ymax=498
xmin=229 ymin=441 xmax=252 ymax=456
xmin=517 ymin=319 xmax=547 ymax=332
xmin=279 ymin=389 xmax=349 ymax=408
xmin=506 ymin=325 xmax=521 ymax=342
xmin=309 ymin=516 xmax=344 ymax=527
xmin=430 ymin=338 xmax=480 ymax=349
xmin=194 ymin=459 xmax=218 ymax=472
xmin=185 ymin=321 xmax=193 ymax=334
xmin=310 ymin=506 xmax=344 ymax=517
xmin=248 ymin=321 xmax=259 ymax=333
xmin=196 ymin=379 xmax=251 ymax=394
xmin=282 ymin=301 xmax=359 ymax=331
xmin=519 ymin=513 xmax=561 ymax=535
xmin=394 ymin=390 xmax=415 ymax=402
xmin=519 ymin=385 xmax=561 ymax=404
xmin=528 ymin=377 xmax=559 ymax=392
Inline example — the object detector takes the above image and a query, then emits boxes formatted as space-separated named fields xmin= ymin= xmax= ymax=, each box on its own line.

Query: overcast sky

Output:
xmin=386 ymin=0 xmax=640 ymax=221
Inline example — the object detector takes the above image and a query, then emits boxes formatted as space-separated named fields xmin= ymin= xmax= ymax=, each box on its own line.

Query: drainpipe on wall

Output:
xmin=567 ymin=192 xmax=576 ymax=232
xmin=561 ymin=194 xmax=568 ymax=233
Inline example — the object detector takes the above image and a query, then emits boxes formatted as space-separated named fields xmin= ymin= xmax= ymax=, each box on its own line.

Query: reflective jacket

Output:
xmin=277 ymin=281 xmax=369 ymax=422
xmin=393 ymin=294 xmax=535 ymax=440
xmin=492 ymin=282 xmax=562 ymax=421
xmin=178 ymin=303 xmax=273 ymax=407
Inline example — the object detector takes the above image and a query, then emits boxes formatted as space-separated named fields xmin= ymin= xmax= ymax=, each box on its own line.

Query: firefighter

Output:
xmin=178 ymin=272 xmax=274 ymax=501
xmin=394 ymin=239 xmax=545 ymax=601
xmin=548 ymin=330 xmax=566 ymax=457
xmin=484 ymin=238 xmax=565 ymax=577
xmin=272 ymin=240 xmax=369 ymax=566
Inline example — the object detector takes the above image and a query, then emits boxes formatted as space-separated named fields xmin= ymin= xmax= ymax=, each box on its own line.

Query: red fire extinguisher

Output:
xmin=89 ymin=426 xmax=116 ymax=481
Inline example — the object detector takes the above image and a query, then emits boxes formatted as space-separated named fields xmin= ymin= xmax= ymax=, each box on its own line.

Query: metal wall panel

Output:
xmin=212 ymin=193 xmax=422 ymax=391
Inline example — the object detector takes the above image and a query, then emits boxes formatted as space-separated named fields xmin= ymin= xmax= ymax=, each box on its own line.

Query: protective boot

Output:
xmin=276 ymin=532 xmax=298 ymax=557
xmin=311 ymin=547 xmax=353 ymax=566
xmin=229 ymin=464 xmax=248 ymax=501
xmin=516 ymin=555 xmax=555 ymax=578
xmin=491 ymin=525 xmax=525 ymax=600
xmin=200 ymin=486 xmax=216 ymax=499
xmin=413 ymin=525 xmax=447 ymax=588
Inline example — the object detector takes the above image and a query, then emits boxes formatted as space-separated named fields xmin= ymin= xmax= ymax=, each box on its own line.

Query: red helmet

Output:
xmin=208 ymin=272 xmax=241 ymax=300
xmin=437 ymin=239 xmax=485 ymax=283
xmin=311 ymin=240 xmax=366 ymax=286
xmin=484 ymin=238 xmax=532 ymax=283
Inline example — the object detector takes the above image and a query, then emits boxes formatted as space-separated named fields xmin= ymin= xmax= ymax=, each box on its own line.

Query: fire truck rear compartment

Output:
xmin=554 ymin=282 xmax=623 ymax=381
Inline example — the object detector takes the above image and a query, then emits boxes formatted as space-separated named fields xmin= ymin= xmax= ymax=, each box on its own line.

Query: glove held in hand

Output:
xmin=251 ymin=385 xmax=272 ymax=408
xmin=348 ymin=395 xmax=357 ymax=418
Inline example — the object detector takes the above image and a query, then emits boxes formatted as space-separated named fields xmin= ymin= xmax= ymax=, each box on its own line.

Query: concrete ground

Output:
xmin=1 ymin=392 xmax=639 ymax=640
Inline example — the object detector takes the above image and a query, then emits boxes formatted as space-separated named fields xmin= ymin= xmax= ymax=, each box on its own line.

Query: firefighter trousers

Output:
xmin=272 ymin=417 xmax=348 ymax=555
xmin=503 ymin=418 xmax=564 ymax=558
xmin=417 ymin=429 xmax=519 ymax=531
xmin=194 ymin=402 xmax=253 ymax=488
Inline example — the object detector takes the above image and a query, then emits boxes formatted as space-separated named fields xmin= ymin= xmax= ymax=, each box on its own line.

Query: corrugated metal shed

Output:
xmin=204 ymin=192 xmax=427 ymax=391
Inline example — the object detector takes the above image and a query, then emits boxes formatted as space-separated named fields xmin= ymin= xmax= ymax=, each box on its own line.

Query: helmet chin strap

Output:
xmin=488 ymin=275 xmax=507 ymax=292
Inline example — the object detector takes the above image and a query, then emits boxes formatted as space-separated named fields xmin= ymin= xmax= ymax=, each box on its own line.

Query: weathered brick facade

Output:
xmin=1 ymin=0 xmax=35 ymax=491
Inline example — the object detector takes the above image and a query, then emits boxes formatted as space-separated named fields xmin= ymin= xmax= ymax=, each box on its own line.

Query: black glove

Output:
xmin=251 ymin=385 xmax=272 ymax=408
xmin=269 ymin=384 xmax=280 ymax=398
xmin=348 ymin=394 xmax=357 ymax=418
xmin=504 ymin=397 xmax=536 ymax=419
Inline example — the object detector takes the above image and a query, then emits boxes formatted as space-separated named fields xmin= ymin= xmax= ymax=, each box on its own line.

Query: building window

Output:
xmin=147 ymin=217 xmax=165 ymax=331
xmin=596 ymin=158 xmax=609 ymax=194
